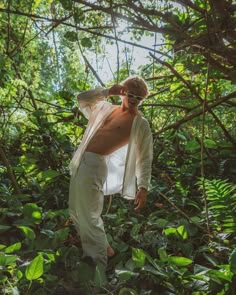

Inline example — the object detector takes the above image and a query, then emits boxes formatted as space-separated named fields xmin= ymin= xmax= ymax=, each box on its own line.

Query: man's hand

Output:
xmin=134 ymin=188 xmax=147 ymax=210
xmin=109 ymin=84 xmax=126 ymax=96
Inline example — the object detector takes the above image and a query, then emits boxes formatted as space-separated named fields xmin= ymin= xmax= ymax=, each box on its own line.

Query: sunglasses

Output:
xmin=126 ymin=92 xmax=144 ymax=101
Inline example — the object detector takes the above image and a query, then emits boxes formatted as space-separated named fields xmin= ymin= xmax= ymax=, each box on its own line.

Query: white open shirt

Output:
xmin=69 ymin=87 xmax=153 ymax=200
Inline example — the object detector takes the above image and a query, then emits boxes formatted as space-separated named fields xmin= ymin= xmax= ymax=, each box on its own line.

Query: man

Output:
xmin=69 ymin=76 xmax=153 ymax=268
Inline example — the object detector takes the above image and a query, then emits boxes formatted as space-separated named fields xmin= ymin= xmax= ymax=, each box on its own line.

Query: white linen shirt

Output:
xmin=69 ymin=87 xmax=153 ymax=200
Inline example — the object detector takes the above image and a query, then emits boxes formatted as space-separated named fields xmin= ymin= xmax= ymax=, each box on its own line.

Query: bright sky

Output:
xmin=89 ymin=21 xmax=163 ymax=84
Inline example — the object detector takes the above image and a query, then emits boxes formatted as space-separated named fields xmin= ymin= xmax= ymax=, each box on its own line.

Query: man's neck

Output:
xmin=120 ymin=103 xmax=139 ymax=116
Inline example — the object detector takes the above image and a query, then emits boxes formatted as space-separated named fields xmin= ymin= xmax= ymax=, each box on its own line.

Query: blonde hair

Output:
xmin=121 ymin=76 xmax=149 ymax=98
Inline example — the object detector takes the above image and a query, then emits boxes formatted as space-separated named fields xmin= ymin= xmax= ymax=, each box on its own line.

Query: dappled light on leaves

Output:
xmin=0 ymin=0 xmax=235 ymax=294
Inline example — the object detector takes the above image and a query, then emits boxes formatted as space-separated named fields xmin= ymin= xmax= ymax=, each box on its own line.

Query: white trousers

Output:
xmin=69 ymin=152 xmax=109 ymax=267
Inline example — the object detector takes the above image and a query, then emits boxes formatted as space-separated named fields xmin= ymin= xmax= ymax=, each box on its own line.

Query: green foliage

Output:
xmin=0 ymin=0 xmax=235 ymax=293
xmin=59 ymin=0 xmax=72 ymax=11
xmin=198 ymin=178 xmax=236 ymax=232
xmin=64 ymin=31 xmax=78 ymax=42
xmin=132 ymin=248 xmax=146 ymax=268
xmin=25 ymin=253 xmax=44 ymax=280
xmin=229 ymin=249 xmax=236 ymax=274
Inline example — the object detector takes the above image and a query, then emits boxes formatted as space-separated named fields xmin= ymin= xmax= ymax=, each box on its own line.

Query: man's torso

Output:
xmin=86 ymin=107 xmax=136 ymax=155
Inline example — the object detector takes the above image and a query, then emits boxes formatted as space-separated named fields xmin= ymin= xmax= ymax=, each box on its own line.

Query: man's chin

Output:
xmin=128 ymin=102 xmax=136 ymax=107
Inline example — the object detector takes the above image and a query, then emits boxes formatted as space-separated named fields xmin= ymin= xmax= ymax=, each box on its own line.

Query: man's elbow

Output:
xmin=77 ymin=93 xmax=83 ymax=101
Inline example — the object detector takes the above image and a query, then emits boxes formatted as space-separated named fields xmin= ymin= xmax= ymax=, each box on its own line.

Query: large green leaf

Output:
xmin=204 ymin=139 xmax=217 ymax=149
xmin=168 ymin=256 xmax=193 ymax=266
xmin=115 ymin=269 xmax=133 ymax=281
xmin=158 ymin=247 xmax=168 ymax=262
xmin=114 ymin=239 xmax=129 ymax=253
xmin=0 ymin=254 xmax=18 ymax=267
xmin=64 ymin=31 xmax=78 ymax=42
xmin=177 ymin=225 xmax=188 ymax=240
xmin=5 ymin=242 xmax=21 ymax=254
xmin=142 ymin=265 xmax=167 ymax=277
xmin=25 ymin=254 xmax=44 ymax=280
xmin=208 ymin=269 xmax=233 ymax=282
xmin=17 ymin=226 xmax=36 ymax=240
xmin=132 ymin=248 xmax=146 ymax=268
xmin=156 ymin=218 xmax=169 ymax=228
xmin=185 ymin=139 xmax=200 ymax=151
xmin=94 ymin=263 xmax=107 ymax=287
xmin=23 ymin=203 xmax=42 ymax=223
xmin=164 ymin=227 xmax=177 ymax=236
xmin=81 ymin=37 xmax=92 ymax=48
xmin=0 ymin=245 xmax=6 ymax=251
xmin=229 ymin=248 xmax=236 ymax=273
xmin=39 ymin=170 xmax=60 ymax=181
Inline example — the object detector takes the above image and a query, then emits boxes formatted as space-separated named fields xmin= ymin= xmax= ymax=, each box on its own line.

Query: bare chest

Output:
xmin=86 ymin=109 xmax=137 ymax=153
xmin=101 ymin=111 xmax=134 ymax=133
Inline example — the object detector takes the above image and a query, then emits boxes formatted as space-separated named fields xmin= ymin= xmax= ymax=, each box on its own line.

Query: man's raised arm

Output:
xmin=77 ymin=87 xmax=109 ymax=119
xmin=77 ymin=84 xmax=126 ymax=119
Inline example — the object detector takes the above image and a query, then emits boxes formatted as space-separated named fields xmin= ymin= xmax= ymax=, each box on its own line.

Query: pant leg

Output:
xmin=69 ymin=152 xmax=108 ymax=267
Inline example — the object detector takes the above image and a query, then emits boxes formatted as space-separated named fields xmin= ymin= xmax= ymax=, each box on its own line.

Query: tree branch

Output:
xmin=174 ymin=0 xmax=206 ymax=15
xmin=150 ymin=53 xmax=236 ymax=147
xmin=154 ymin=91 xmax=236 ymax=135
xmin=0 ymin=145 xmax=21 ymax=194
xmin=0 ymin=8 xmax=171 ymax=58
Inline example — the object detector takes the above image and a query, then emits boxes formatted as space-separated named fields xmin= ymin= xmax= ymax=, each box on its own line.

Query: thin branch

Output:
xmin=127 ymin=0 xmax=186 ymax=33
xmin=154 ymin=91 xmax=236 ymax=135
xmin=174 ymin=0 xmax=206 ymax=15
xmin=159 ymin=191 xmax=208 ymax=233
xmin=74 ymin=0 xmax=175 ymax=35
xmin=124 ymin=45 xmax=130 ymax=76
xmin=110 ymin=0 xmax=120 ymax=83
xmin=0 ymin=145 xmax=21 ymax=194
xmin=7 ymin=54 xmax=38 ymax=110
xmin=141 ymin=103 xmax=191 ymax=111
xmin=200 ymin=58 xmax=210 ymax=235
xmin=74 ymin=21 xmax=105 ymax=86
xmin=10 ymin=2 xmax=33 ymax=56
xmin=105 ymin=55 xmax=115 ymax=80
xmin=146 ymin=75 xmax=175 ymax=81
xmin=150 ymin=53 xmax=236 ymax=147
xmin=45 ymin=14 xmax=73 ymax=36
xmin=0 ymin=8 xmax=171 ymax=58
xmin=50 ymin=4 xmax=62 ymax=88
xmin=83 ymin=52 xmax=105 ymax=87
xmin=148 ymin=87 xmax=170 ymax=97
xmin=6 ymin=0 xmax=11 ymax=54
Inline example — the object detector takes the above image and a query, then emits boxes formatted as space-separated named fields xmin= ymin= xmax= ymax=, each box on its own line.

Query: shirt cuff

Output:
xmin=102 ymin=88 xmax=109 ymax=97
xmin=138 ymin=185 xmax=148 ymax=191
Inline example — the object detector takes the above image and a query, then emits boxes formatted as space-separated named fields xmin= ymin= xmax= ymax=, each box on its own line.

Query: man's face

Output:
xmin=123 ymin=86 xmax=144 ymax=110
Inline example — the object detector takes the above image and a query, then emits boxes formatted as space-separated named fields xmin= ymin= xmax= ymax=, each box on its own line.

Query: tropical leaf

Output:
xmin=25 ymin=254 xmax=44 ymax=280
xmin=132 ymin=248 xmax=146 ymax=268
xmin=229 ymin=248 xmax=236 ymax=274
xmin=168 ymin=256 xmax=193 ymax=266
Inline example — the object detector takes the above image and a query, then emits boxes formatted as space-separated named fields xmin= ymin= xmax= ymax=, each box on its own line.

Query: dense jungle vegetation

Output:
xmin=0 ymin=0 xmax=236 ymax=294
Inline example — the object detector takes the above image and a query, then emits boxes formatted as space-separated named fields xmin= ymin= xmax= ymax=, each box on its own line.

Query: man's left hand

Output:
xmin=134 ymin=188 xmax=147 ymax=210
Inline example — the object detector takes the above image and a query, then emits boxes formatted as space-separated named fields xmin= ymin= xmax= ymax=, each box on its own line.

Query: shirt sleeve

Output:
xmin=77 ymin=87 xmax=109 ymax=119
xmin=135 ymin=119 xmax=153 ymax=191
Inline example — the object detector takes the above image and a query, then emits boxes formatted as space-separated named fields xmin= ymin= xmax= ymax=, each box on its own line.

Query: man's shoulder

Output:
xmin=136 ymin=113 xmax=150 ymax=128
xmin=95 ymin=100 xmax=113 ymax=109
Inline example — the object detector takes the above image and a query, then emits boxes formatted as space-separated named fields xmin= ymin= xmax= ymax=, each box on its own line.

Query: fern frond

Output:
xmin=198 ymin=178 xmax=236 ymax=232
